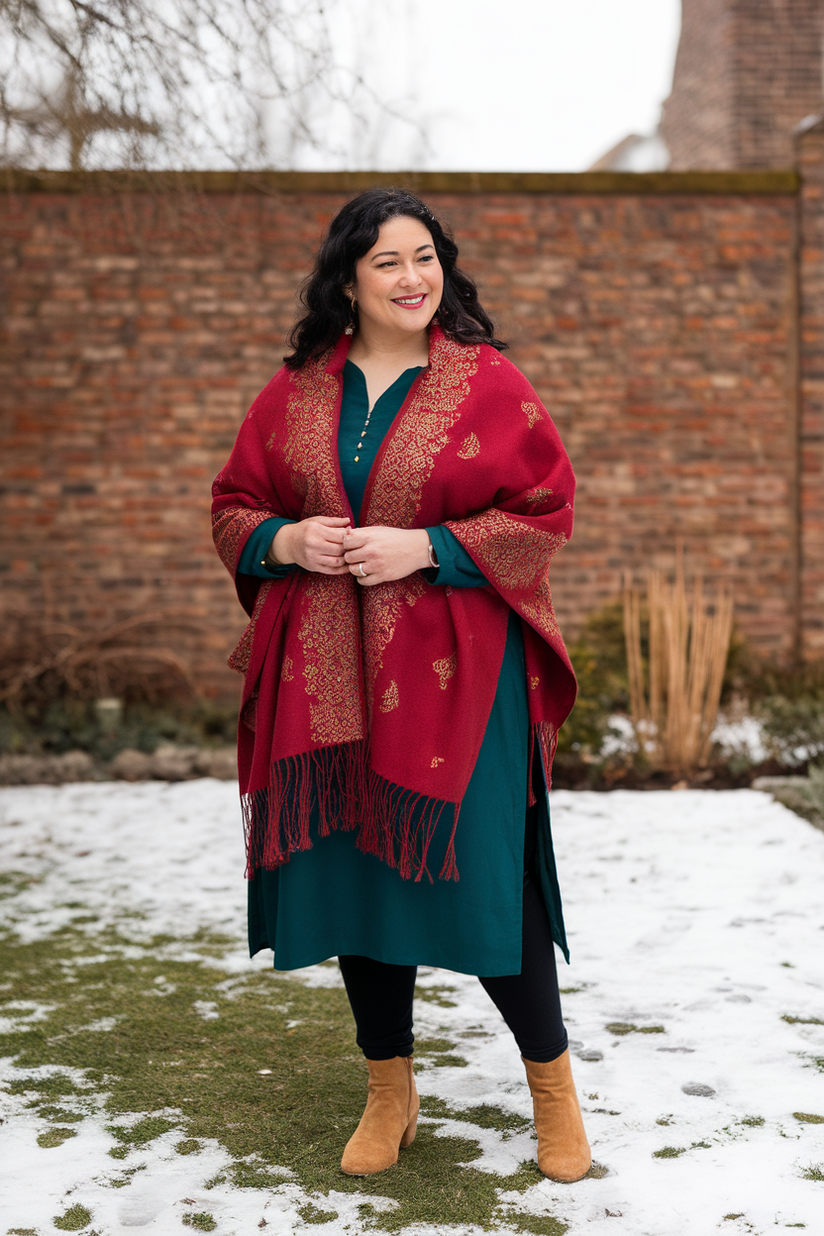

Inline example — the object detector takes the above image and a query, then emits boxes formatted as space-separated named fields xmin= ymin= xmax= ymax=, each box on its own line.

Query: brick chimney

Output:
xmin=661 ymin=0 xmax=824 ymax=169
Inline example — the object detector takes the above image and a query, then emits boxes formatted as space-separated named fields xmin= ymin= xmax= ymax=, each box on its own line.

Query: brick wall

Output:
xmin=797 ymin=118 xmax=824 ymax=653
xmin=662 ymin=0 xmax=824 ymax=170
xmin=0 ymin=168 xmax=818 ymax=700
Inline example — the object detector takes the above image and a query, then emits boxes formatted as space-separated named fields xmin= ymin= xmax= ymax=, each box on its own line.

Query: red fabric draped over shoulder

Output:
xmin=211 ymin=324 xmax=577 ymax=883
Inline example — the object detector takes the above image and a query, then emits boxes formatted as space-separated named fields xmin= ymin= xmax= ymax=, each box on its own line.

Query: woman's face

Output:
xmin=350 ymin=215 xmax=444 ymax=340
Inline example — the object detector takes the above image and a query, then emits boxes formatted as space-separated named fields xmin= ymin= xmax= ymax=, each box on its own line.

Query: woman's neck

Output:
xmin=347 ymin=323 xmax=430 ymax=371
xmin=346 ymin=325 xmax=429 ymax=410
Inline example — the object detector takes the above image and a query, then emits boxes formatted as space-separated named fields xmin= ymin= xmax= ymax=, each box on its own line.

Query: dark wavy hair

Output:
xmin=284 ymin=186 xmax=507 ymax=368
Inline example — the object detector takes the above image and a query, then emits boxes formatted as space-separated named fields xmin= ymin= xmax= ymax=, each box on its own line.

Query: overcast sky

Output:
xmin=303 ymin=0 xmax=683 ymax=171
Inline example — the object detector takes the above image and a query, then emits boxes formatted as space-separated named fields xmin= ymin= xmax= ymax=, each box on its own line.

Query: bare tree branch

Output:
xmin=0 ymin=0 xmax=418 ymax=170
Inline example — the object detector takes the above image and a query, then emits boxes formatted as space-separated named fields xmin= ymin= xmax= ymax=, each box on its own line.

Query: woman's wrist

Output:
xmin=269 ymin=523 xmax=296 ymax=566
xmin=411 ymin=528 xmax=433 ymax=571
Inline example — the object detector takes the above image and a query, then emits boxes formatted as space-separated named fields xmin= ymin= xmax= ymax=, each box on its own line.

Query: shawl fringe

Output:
xmin=241 ymin=739 xmax=460 ymax=885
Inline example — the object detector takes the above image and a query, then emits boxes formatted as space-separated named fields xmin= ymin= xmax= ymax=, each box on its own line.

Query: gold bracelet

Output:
xmin=427 ymin=541 xmax=439 ymax=569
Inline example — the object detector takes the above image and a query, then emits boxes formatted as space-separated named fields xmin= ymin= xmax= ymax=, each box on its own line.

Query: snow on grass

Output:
xmin=0 ymin=780 xmax=823 ymax=1235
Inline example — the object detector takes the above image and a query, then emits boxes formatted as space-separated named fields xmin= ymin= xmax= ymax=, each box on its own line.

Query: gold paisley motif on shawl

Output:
xmin=281 ymin=655 xmax=294 ymax=682
xmin=228 ymin=579 xmax=274 ymax=674
xmin=297 ymin=574 xmax=364 ymax=745
xmin=524 ymin=485 xmax=555 ymax=509
xmin=433 ymin=653 xmax=457 ymax=690
xmin=380 ymin=680 xmax=399 ymax=713
xmin=361 ymin=576 xmax=425 ymax=718
xmin=275 ymin=355 xmax=346 ymax=519
xmin=364 ymin=336 xmax=480 ymax=528
xmin=457 ymin=432 xmax=480 ymax=460
xmin=212 ymin=507 xmax=275 ymax=575
xmin=522 ymin=400 xmax=543 ymax=428
xmin=445 ymin=509 xmax=566 ymax=642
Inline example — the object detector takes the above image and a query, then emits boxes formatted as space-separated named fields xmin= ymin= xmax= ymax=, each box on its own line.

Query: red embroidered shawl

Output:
xmin=212 ymin=325 xmax=577 ymax=882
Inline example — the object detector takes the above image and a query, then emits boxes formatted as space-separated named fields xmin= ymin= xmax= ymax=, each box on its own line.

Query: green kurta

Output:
xmin=240 ymin=361 xmax=567 ymax=976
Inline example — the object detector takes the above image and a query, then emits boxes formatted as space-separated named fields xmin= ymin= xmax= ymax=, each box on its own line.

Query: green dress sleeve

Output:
xmin=424 ymin=525 xmax=488 ymax=588
xmin=237 ymin=517 xmax=295 ymax=579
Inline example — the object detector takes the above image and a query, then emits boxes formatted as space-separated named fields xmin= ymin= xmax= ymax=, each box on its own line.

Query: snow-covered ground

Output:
xmin=1 ymin=780 xmax=823 ymax=1235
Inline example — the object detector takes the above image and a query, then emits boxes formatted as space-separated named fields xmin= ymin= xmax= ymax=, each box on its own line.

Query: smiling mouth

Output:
xmin=392 ymin=294 xmax=426 ymax=307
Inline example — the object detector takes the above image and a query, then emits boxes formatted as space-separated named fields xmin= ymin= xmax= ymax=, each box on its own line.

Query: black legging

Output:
xmin=338 ymin=866 xmax=568 ymax=1064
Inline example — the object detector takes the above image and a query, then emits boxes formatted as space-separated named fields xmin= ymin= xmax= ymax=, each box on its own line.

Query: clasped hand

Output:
xmin=270 ymin=516 xmax=431 ymax=585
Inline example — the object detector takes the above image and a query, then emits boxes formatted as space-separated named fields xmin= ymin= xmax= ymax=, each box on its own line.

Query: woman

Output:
xmin=211 ymin=187 xmax=591 ymax=1183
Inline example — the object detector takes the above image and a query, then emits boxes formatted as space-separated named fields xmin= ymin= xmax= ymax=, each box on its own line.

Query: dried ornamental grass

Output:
xmin=623 ymin=555 xmax=734 ymax=776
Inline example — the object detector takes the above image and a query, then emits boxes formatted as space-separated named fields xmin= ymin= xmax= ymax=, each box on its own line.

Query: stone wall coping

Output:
xmin=1 ymin=168 xmax=801 ymax=195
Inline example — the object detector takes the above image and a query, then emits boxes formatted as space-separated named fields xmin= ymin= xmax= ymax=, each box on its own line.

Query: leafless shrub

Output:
xmin=0 ymin=607 xmax=205 ymax=715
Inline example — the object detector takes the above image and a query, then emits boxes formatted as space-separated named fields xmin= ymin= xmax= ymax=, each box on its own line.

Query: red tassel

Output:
xmin=438 ymin=802 xmax=461 ymax=882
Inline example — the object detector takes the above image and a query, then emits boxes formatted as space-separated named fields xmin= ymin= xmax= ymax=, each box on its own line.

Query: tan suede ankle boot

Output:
xmin=523 ymin=1050 xmax=592 ymax=1182
xmin=340 ymin=1055 xmax=419 ymax=1175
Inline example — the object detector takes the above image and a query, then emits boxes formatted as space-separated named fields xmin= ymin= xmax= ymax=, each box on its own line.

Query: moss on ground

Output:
xmin=605 ymin=1022 xmax=665 ymax=1036
xmin=53 ymin=1203 xmax=92 ymax=1230
xmin=0 ymin=924 xmax=568 ymax=1233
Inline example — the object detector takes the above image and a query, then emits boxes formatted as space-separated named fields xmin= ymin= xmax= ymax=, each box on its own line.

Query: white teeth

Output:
xmin=394 ymin=295 xmax=424 ymax=304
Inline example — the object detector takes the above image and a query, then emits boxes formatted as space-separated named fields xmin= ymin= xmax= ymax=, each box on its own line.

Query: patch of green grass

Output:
xmin=420 ymin=1095 xmax=531 ymax=1134
xmin=0 ymin=925 xmax=567 ymax=1233
xmin=414 ymin=1037 xmax=456 ymax=1054
xmin=32 ymin=1104 xmax=85 ymax=1122
xmin=298 ymin=1202 xmax=340 ymax=1224
xmin=783 ymin=1015 xmax=824 ymax=1026
xmin=605 ymin=1022 xmax=665 ymax=1036
xmin=655 ymin=1140 xmax=710 ymax=1156
xmin=739 ymin=1116 xmax=765 ymax=1127
xmin=414 ymin=985 xmax=458 ymax=1008
xmin=175 ymin=1137 xmax=202 ymax=1155
xmin=494 ymin=1212 xmax=567 ymax=1236
xmin=37 ymin=1126 xmax=78 ymax=1147
xmin=108 ymin=1116 xmax=176 ymax=1145
xmin=801 ymin=1164 xmax=824 ymax=1182
xmin=723 ymin=1216 xmax=745 ymax=1222
xmin=413 ymin=1038 xmax=468 ymax=1069
xmin=8 ymin=1073 xmax=82 ymax=1098
xmin=182 ymin=1213 xmax=217 ymax=1231
xmin=53 ymin=1203 xmax=92 ymax=1230
xmin=794 ymin=1112 xmax=824 ymax=1124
